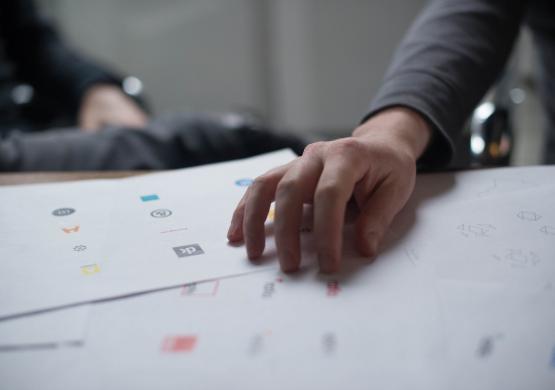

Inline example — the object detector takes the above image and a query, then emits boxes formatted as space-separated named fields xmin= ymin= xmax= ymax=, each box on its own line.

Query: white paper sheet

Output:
xmin=437 ymin=280 xmax=555 ymax=390
xmin=414 ymin=186 xmax=555 ymax=286
xmin=1 ymin=160 xmax=554 ymax=390
xmin=0 ymin=305 xmax=89 ymax=351
xmin=0 ymin=261 xmax=446 ymax=390
xmin=0 ymin=150 xmax=301 ymax=318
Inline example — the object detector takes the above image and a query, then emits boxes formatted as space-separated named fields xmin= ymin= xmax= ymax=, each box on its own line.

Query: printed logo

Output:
xmin=73 ymin=245 xmax=87 ymax=252
xmin=161 ymin=227 xmax=188 ymax=234
xmin=140 ymin=194 xmax=159 ymax=202
xmin=266 ymin=205 xmax=275 ymax=223
xmin=181 ymin=280 xmax=220 ymax=297
xmin=151 ymin=209 xmax=172 ymax=218
xmin=81 ymin=264 xmax=100 ymax=275
xmin=327 ymin=280 xmax=341 ymax=297
xmin=173 ymin=244 xmax=204 ymax=258
xmin=62 ymin=225 xmax=80 ymax=234
xmin=235 ymin=178 xmax=253 ymax=187
xmin=52 ymin=208 xmax=75 ymax=217
xmin=161 ymin=335 xmax=198 ymax=353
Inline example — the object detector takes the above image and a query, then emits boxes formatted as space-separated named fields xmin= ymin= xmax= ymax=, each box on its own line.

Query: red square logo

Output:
xmin=161 ymin=335 xmax=198 ymax=353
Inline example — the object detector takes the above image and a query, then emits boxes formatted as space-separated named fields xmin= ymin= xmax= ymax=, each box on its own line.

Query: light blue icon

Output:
xmin=235 ymin=178 xmax=253 ymax=187
xmin=141 ymin=194 xmax=159 ymax=202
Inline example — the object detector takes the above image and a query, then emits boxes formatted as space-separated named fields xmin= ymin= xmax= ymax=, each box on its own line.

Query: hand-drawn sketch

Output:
xmin=493 ymin=249 xmax=541 ymax=269
xmin=476 ymin=178 xmax=538 ymax=198
xmin=404 ymin=247 xmax=421 ymax=266
xmin=516 ymin=210 xmax=542 ymax=222
xmin=457 ymin=223 xmax=496 ymax=238
xmin=540 ymin=225 xmax=555 ymax=236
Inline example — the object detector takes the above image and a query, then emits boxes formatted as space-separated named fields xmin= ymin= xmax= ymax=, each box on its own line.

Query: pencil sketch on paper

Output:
xmin=540 ymin=225 xmax=555 ymax=236
xmin=516 ymin=210 xmax=542 ymax=222
xmin=404 ymin=247 xmax=421 ymax=266
xmin=492 ymin=249 xmax=541 ymax=269
xmin=476 ymin=178 xmax=537 ymax=198
xmin=457 ymin=223 xmax=496 ymax=238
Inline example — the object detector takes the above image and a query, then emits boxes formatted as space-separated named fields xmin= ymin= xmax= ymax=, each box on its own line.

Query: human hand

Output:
xmin=78 ymin=84 xmax=148 ymax=132
xmin=227 ymin=107 xmax=432 ymax=273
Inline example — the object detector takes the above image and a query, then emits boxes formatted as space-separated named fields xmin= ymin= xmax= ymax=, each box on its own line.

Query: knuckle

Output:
xmin=315 ymin=183 xmax=342 ymax=202
xmin=329 ymin=138 xmax=365 ymax=156
xmin=251 ymin=174 xmax=271 ymax=190
xmin=276 ymin=178 xmax=298 ymax=199
xmin=303 ymin=141 xmax=325 ymax=156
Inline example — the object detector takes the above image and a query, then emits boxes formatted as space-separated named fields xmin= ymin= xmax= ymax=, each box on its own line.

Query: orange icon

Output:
xmin=62 ymin=225 xmax=80 ymax=234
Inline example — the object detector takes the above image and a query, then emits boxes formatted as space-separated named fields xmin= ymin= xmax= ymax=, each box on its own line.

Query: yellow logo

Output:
xmin=81 ymin=264 xmax=100 ymax=275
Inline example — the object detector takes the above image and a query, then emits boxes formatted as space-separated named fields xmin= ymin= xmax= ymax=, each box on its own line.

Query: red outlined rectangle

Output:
xmin=181 ymin=279 xmax=220 ymax=297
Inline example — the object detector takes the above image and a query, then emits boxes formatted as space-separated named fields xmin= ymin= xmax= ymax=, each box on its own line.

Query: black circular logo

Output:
xmin=151 ymin=209 xmax=172 ymax=218
xmin=52 ymin=208 xmax=76 ymax=217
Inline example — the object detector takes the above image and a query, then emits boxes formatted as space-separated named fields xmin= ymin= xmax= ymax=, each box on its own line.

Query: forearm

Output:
xmin=364 ymin=0 xmax=527 ymax=167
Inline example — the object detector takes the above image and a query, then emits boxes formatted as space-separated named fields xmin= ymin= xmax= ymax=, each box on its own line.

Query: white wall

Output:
xmin=40 ymin=0 xmax=428 ymax=134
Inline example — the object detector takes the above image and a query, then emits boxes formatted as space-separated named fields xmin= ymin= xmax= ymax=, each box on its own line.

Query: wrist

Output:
xmin=353 ymin=107 xmax=432 ymax=161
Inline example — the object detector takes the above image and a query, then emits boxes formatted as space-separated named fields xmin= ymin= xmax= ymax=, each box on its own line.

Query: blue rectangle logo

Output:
xmin=141 ymin=194 xmax=159 ymax=202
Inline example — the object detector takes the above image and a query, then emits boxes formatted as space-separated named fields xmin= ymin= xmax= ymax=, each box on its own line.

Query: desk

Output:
xmin=0 ymin=171 xmax=145 ymax=186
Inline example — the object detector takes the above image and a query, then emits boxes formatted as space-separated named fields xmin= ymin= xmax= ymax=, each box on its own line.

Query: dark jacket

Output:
xmin=0 ymin=0 xmax=122 ymax=132
xmin=366 ymin=0 xmax=555 ymax=166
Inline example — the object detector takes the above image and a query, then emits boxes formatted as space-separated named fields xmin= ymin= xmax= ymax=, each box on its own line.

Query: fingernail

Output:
xmin=279 ymin=249 xmax=299 ymax=273
xmin=248 ymin=249 xmax=262 ymax=261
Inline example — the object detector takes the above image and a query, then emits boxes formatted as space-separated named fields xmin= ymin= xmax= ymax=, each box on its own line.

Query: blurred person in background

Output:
xmin=0 ymin=0 xmax=305 ymax=171
xmin=229 ymin=0 xmax=554 ymax=274
xmin=0 ymin=0 xmax=149 ymax=135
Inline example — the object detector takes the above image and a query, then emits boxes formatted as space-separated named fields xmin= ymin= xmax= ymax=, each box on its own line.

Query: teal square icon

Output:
xmin=141 ymin=194 xmax=159 ymax=202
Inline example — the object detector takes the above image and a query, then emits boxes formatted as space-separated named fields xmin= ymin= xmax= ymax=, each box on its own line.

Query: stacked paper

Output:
xmin=0 ymin=150 xmax=553 ymax=390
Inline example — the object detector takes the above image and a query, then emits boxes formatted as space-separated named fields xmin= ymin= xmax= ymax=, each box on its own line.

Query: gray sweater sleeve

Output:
xmin=363 ymin=0 xmax=527 ymax=167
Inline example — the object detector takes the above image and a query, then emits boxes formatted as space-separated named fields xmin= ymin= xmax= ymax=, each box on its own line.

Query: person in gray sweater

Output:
xmin=229 ymin=0 xmax=554 ymax=273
